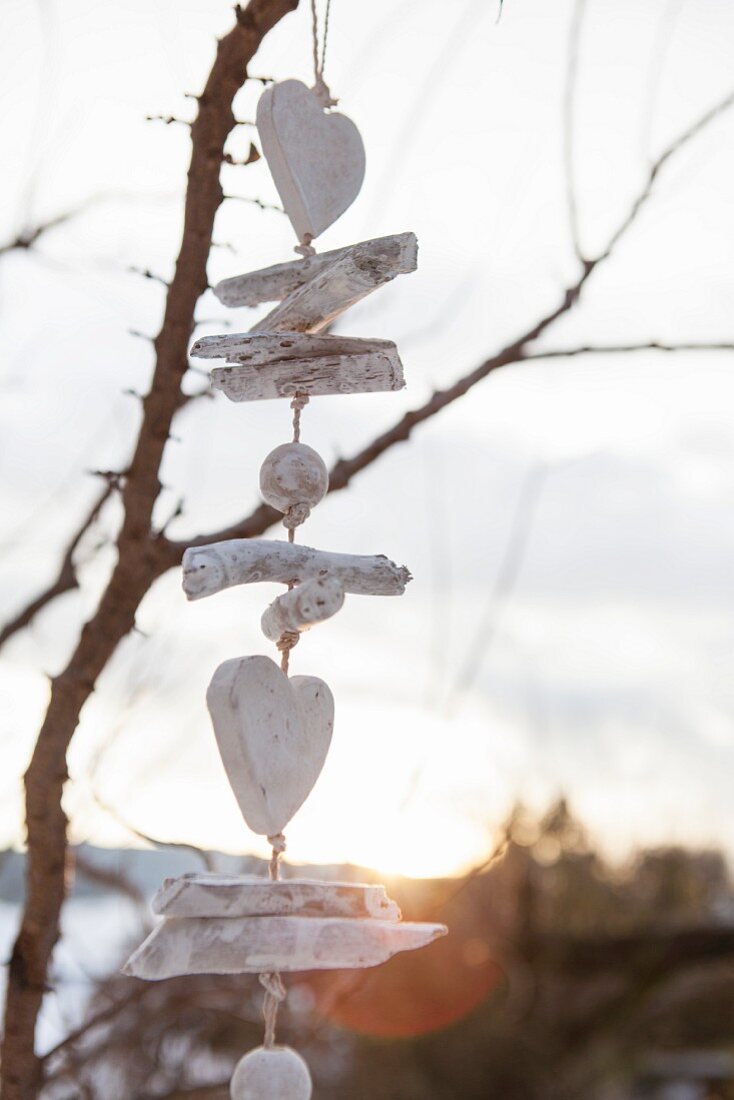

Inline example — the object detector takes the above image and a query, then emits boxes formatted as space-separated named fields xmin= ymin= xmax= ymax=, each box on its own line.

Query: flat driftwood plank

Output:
xmin=211 ymin=348 xmax=404 ymax=401
xmin=261 ymin=577 xmax=345 ymax=642
xmin=182 ymin=539 xmax=411 ymax=600
xmin=250 ymin=236 xmax=417 ymax=335
xmin=212 ymin=232 xmax=417 ymax=308
xmin=123 ymin=916 xmax=447 ymax=979
xmin=152 ymin=874 xmax=401 ymax=920
xmin=190 ymin=331 xmax=397 ymax=364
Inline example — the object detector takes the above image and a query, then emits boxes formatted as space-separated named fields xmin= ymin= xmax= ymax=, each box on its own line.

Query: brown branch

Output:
xmin=39 ymin=986 xmax=148 ymax=1066
xmin=0 ymin=3 xmax=300 ymax=1095
xmin=596 ymin=87 xmax=734 ymax=263
xmin=164 ymin=89 xmax=734 ymax=558
xmin=0 ymin=484 xmax=114 ymax=650
xmin=522 ymin=340 xmax=734 ymax=361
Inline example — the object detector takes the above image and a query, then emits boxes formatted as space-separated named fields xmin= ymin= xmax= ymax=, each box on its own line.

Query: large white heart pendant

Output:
xmin=206 ymin=655 xmax=334 ymax=837
xmin=256 ymin=79 xmax=366 ymax=245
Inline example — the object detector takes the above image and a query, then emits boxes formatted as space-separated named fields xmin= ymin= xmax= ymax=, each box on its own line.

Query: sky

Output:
xmin=1 ymin=0 xmax=734 ymax=879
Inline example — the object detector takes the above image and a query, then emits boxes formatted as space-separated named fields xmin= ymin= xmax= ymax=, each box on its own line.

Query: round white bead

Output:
xmin=230 ymin=1046 xmax=312 ymax=1100
xmin=259 ymin=443 xmax=328 ymax=514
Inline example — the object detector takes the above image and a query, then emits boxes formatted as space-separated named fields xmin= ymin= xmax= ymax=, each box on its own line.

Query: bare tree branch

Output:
xmin=597 ymin=87 xmax=734 ymax=263
xmin=1 ymin=3 xmax=301 ymax=1094
xmin=522 ymin=340 xmax=734 ymax=362
xmin=0 ymin=484 xmax=115 ymax=650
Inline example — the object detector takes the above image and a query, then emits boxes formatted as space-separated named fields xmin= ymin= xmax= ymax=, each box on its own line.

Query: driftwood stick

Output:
xmin=182 ymin=539 xmax=411 ymax=599
xmin=212 ymin=232 xmax=417 ymax=307
xmin=250 ymin=235 xmax=418 ymax=334
xmin=190 ymin=331 xmax=399 ymax=363
xmin=152 ymin=874 xmax=401 ymax=920
xmin=123 ymin=916 xmax=447 ymax=979
xmin=261 ymin=576 xmax=345 ymax=641
xmin=211 ymin=347 xmax=404 ymax=401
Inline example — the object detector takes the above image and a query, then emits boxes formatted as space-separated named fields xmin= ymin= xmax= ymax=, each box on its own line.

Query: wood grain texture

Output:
xmin=123 ymin=916 xmax=447 ymax=979
xmin=212 ymin=232 xmax=417 ymax=307
xmin=261 ymin=576 xmax=344 ymax=641
xmin=191 ymin=332 xmax=399 ymax=361
xmin=152 ymin=874 xmax=401 ymax=920
xmin=182 ymin=539 xmax=411 ymax=599
xmin=211 ymin=346 xmax=404 ymax=401
xmin=250 ymin=236 xmax=418 ymax=335
xmin=206 ymin=656 xmax=333 ymax=836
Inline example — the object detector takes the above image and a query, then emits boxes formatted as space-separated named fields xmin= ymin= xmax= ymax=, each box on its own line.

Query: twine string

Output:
xmin=260 ymin=971 xmax=286 ymax=1049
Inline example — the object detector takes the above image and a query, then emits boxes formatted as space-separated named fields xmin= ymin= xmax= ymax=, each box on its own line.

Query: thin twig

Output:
xmin=597 ymin=87 xmax=734 ymax=263
xmin=0 ymin=484 xmax=115 ymax=649
xmin=564 ymin=0 xmax=589 ymax=261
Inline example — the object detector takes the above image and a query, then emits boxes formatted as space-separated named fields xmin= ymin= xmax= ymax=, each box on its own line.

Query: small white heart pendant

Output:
xmin=206 ymin=655 xmax=334 ymax=837
xmin=256 ymin=79 xmax=366 ymax=245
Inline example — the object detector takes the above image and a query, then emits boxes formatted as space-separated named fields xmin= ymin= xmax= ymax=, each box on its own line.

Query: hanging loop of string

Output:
xmin=310 ymin=0 xmax=336 ymax=108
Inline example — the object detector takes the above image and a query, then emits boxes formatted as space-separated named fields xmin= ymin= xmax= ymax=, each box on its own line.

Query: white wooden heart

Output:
xmin=206 ymin=655 xmax=333 ymax=837
xmin=256 ymin=79 xmax=366 ymax=245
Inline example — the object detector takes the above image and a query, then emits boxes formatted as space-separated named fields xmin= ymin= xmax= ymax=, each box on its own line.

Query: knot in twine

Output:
xmin=260 ymin=971 xmax=286 ymax=1048
xmin=313 ymin=75 xmax=338 ymax=109
xmin=283 ymin=502 xmax=311 ymax=530
xmin=267 ymin=831 xmax=287 ymax=880
xmin=295 ymin=237 xmax=316 ymax=257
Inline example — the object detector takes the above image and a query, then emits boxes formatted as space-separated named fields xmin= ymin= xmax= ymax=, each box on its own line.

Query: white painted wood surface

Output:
xmin=206 ymin=657 xmax=334 ymax=837
xmin=251 ymin=237 xmax=417 ymax=335
xmin=212 ymin=233 xmax=417 ymax=308
xmin=259 ymin=443 xmax=329 ymax=513
xmin=261 ymin=577 xmax=344 ymax=642
xmin=152 ymin=874 xmax=401 ymax=920
xmin=193 ymin=332 xmax=394 ymax=362
xmin=210 ymin=346 xmax=404 ymax=402
xmin=182 ymin=540 xmax=412 ymax=600
xmin=231 ymin=1047 xmax=312 ymax=1100
xmin=191 ymin=331 xmax=399 ymax=366
xmin=123 ymin=916 xmax=447 ymax=979
xmin=256 ymin=79 xmax=365 ymax=245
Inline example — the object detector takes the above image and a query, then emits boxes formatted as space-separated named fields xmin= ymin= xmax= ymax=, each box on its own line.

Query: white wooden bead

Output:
xmin=230 ymin=1046 xmax=312 ymax=1100
xmin=259 ymin=443 xmax=328 ymax=514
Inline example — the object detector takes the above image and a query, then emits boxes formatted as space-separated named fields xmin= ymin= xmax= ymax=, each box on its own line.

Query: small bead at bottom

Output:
xmin=230 ymin=1046 xmax=312 ymax=1100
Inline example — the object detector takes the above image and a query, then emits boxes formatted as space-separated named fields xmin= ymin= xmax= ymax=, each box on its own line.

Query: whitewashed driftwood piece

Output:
xmin=122 ymin=916 xmax=448 ymax=979
xmin=256 ymin=79 xmax=366 ymax=245
xmin=182 ymin=540 xmax=411 ymax=600
xmin=191 ymin=331 xmax=398 ymax=366
xmin=259 ymin=443 xmax=329 ymax=514
xmin=206 ymin=656 xmax=333 ymax=837
xmin=152 ymin=874 xmax=401 ymax=921
xmin=212 ymin=233 xmax=417 ymax=308
xmin=210 ymin=346 xmax=404 ymax=402
xmin=230 ymin=1047 xmax=312 ymax=1100
xmin=261 ymin=577 xmax=344 ymax=643
xmin=251 ymin=236 xmax=418 ymax=336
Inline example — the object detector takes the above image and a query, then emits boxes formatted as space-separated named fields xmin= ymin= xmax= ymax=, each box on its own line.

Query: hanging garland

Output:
xmin=124 ymin=5 xmax=446 ymax=1096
